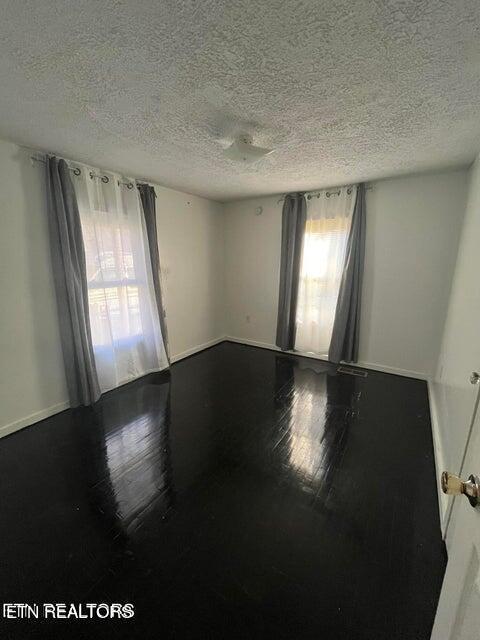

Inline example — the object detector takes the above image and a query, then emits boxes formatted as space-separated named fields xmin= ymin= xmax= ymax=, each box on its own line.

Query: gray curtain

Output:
xmin=329 ymin=183 xmax=366 ymax=364
xmin=46 ymin=157 xmax=101 ymax=406
xmin=138 ymin=183 xmax=170 ymax=363
xmin=276 ymin=193 xmax=307 ymax=351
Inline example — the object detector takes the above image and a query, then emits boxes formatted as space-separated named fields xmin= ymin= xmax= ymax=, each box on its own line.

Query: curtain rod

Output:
xmin=30 ymin=154 xmax=135 ymax=188
xmin=276 ymin=184 xmax=373 ymax=204
xmin=30 ymin=154 xmax=82 ymax=176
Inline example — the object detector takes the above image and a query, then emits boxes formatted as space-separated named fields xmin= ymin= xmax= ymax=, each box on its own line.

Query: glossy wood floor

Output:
xmin=0 ymin=342 xmax=445 ymax=639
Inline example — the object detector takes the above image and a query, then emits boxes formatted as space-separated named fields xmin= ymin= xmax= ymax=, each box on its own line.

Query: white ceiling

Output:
xmin=1 ymin=0 xmax=479 ymax=202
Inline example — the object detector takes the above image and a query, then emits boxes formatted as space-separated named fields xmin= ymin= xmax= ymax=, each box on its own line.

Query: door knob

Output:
xmin=441 ymin=471 xmax=480 ymax=507
xmin=470 ymin=371 xmax=480 ymax=385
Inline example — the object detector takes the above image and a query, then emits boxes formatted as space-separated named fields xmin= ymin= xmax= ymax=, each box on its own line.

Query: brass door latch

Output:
xmin=441 ymin=471 xmax=480 ymax=508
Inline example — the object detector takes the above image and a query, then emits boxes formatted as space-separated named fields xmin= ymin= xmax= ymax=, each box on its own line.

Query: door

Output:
xmin=431 ymin=388 xmax=480 ymax=640
xmin=430 ymin=161 xmax=480 ymax=537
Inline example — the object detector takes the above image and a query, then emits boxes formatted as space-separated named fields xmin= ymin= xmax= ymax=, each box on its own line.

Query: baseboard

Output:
xmin=355 ymin=360 xmax=428 ymax=381
xmin=427 ymin=380 xmax=449 ymax=537
xmin=0 ymin=337 xmax=428 ymax=444
xmin=0 ymin=337 xmax=226 ymax=442
xmin=225 ymin=336 xmax=427 ymax=380
xmin=225 ymin=336 xmax=282 ymax=353
xmin=0 ymin=401 xmax=70 ymax=441
xmin=170 ymin=336 xmax=227 ymax=363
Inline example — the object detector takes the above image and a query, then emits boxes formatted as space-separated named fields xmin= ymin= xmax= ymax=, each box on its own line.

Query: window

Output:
xmin=295 ymin=187 xmax=357 ymax=355
xmin=82 ymin=218 xmax=143 ymax=348
xmin=74 ymin=168 xmax=167 ymax=392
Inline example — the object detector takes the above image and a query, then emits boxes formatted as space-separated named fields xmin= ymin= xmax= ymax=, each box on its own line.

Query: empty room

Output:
xmin=1 ymin=1 xmax=480 ymax=638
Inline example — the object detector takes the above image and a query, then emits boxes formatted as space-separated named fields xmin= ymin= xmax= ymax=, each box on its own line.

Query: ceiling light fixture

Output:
xmin=223 ymin=134 xmax=274 ymax=163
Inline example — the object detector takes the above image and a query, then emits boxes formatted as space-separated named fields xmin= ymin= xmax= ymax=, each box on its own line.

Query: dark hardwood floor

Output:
xmin=0 ymin=342 xmax=445 ymax=639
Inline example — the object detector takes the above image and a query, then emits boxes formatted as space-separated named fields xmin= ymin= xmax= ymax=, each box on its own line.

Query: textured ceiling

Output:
xmin=0 ymin=0 xmax=479 ymax=201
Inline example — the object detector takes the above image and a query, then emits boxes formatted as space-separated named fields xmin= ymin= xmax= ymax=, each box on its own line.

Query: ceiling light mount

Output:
xmin=223 ymin=133 xmax=274 ymax=164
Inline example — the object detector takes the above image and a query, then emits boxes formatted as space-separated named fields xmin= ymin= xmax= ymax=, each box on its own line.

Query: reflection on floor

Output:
xmin=0 ymin=342 xmax=445 ymax=639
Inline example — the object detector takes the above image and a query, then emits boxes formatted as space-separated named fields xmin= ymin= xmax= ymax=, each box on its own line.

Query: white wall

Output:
xmin=0 ymin=139 xmax=225 ymax=437
xmin=0 ymin=140 xmax=68 ymax=437
xmin=154 ymin=184 xmax=225 ymax=361
xmin=359 ymin=171 xmax=466 ymax=377
xmin=224 ymin=170 xmax=467 ymax=378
